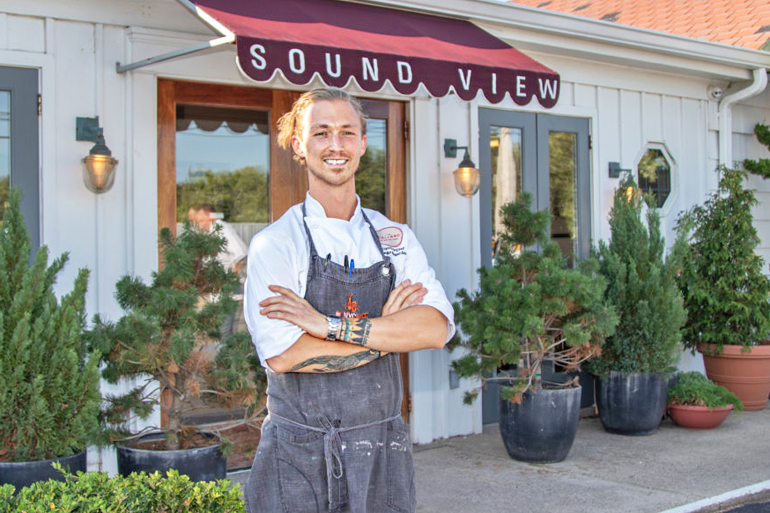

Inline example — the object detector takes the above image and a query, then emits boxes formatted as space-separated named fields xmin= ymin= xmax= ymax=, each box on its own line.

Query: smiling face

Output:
xmin=291 ymin=99 xmax=367 ymax=193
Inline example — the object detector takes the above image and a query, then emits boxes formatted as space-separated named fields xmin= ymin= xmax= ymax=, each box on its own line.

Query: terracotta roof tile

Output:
xmin=508 ymin=0 xmax=770 ymax=50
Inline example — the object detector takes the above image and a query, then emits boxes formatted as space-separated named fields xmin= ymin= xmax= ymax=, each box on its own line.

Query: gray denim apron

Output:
xmin=245 ymin=205 xmax=416 ymax=513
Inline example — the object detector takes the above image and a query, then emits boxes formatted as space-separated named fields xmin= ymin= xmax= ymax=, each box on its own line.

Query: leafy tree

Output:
xmin=549 ymin=132 xmax=577 ymax=239
xmin=0 ymin=188 xmax=101 ymax=462
xmin=177 ymin=167 xmax=269 ymax=223
xmin=743 ymin=123 xmax=770 ymax=179
xmin=356 ymin=148 xmax=386 ymax=214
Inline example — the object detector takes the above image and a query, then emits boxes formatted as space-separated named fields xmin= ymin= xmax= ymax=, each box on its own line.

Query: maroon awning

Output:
xmin=187 ymin=0 xmax=560 ymax=107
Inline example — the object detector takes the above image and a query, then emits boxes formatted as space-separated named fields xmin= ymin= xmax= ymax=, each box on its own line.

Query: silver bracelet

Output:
xmin=325 ymin=316 xmax=341 ymax=341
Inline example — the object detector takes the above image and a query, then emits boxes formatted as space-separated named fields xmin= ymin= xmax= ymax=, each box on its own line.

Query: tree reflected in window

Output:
xmin=638 ymin=148 xmax=671 ymax=208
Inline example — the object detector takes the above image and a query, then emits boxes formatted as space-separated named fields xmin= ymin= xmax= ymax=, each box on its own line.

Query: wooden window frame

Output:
xmin=157 ymin=79 xmax=410 ymax=420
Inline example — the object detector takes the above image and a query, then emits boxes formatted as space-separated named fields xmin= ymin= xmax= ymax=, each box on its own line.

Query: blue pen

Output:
xmin=350 ymin=259 xmax=355 ymax=277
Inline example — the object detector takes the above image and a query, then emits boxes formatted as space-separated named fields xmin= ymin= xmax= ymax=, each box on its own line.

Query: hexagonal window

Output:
xmin=637 ymin=148 xmax=671 ymax=208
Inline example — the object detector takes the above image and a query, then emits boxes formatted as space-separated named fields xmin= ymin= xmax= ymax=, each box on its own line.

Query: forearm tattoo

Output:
xmin=338 ymin=318 xmax=372 ymax=346
xmin=289 ymin=350 xmax=381 ymax=373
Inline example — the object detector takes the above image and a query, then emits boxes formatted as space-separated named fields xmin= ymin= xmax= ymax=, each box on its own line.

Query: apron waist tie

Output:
xmin=270 ymin=412 xmax=402 ymax=511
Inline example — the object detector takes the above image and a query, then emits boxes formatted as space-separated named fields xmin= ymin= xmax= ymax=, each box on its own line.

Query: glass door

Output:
xmin=175 ymin=104 xmax=270 ymax=248
xmin=478 ymin=109 xmax=591 ymax=424
xmin=0 ymin=67 xmax=39 ymax=250
xmin=158 ymin=81 xmax=409 ymax=465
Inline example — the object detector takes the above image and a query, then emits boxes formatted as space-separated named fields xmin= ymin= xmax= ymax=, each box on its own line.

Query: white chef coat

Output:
xmin=244 ymin=192 xmax=455 ymax=368
xmin=213 ymin=219 xmax=248 ymax=271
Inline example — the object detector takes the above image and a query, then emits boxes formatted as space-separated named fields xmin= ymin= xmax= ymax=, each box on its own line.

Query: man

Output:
xmin=243 ymin=88 xmax=455 ymax=512
xmin=194 ymin=203 xmax=248 ymax=274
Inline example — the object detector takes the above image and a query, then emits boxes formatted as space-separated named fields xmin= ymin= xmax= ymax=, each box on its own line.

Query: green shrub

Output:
xmin=0 ymin=188 xmax=101 ymax=462
xmin=667 ymin=371 xmax=743 ymax=412
xmin=0 ymin=464 xmax=244 ymax=512
xmin=673 ymin=168 xmax=770 ymax=352
xmin=587 ymin=175 xmax=685 ymax=376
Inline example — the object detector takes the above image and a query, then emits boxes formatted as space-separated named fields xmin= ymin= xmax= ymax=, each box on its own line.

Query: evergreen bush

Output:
xmin=673 ymin=168 xmax=770 ymax=353
xmin=87 ymin=224 xmax=265 ymax=450
xmin=0 ymin=188 xmax=101 ymax=462
xmin=0 ymin=464 xmax=244 ymax=512
xmin=587 ymin=175 xmax=685 ymax=376
xmin=450 ymin=192 xmax=617 ymax=404
xmin=667 ymin=371 xmax=743 ymax=412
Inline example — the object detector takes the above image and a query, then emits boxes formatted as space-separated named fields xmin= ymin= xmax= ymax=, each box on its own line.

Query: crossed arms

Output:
xmin=261 ymin=280 xmax=448 ymax=373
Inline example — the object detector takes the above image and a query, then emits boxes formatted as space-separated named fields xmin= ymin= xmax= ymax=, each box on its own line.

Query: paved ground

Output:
xmin=411 ymin=408 xmax=770 ymax=513
xmin=229 ymin=407 xmax=770 ymax=512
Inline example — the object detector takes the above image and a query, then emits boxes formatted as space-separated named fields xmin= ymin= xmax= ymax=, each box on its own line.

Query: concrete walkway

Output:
xmin=227 ymin=407 xmax=770 ymax=512
xmin=412 ymin=408 xmax=770 ymax=513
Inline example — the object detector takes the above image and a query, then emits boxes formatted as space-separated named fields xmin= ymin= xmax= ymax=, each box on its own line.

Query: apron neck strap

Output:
xmin=302 ymin=201 xmax=389 ymax=261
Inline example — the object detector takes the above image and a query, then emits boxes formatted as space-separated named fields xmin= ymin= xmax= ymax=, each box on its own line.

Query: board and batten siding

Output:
xmin=2 ymin=5 xmax=769 ymax=452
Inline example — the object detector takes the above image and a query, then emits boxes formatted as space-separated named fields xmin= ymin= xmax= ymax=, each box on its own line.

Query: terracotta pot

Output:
xmin=699 ymin=343 xmax=770 ymax=411
xmin=668 ymin=404 xmax=733 ymax=430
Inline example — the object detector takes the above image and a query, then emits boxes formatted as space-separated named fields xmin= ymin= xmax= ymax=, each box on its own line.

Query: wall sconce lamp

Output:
xmin=608 ymin=161 xmax=631 ymax=178
xmin=444 ymin=139 xmax=481 ymax=197
xmin=76 ymin=117 xmax=118 ymax=193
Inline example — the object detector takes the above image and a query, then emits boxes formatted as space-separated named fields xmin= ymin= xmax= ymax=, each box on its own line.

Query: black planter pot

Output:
xmin=596 ymin=371 xmax=668 ymax=436
xmin=541 ymin=362 xmax=595 ymax=409
xmin=0 ymin=450 xmax=86 ymax=491
xmin=116 ymin=432 xmax=226 ymax=482
xmin=499 ymin=385 xmax=582 ymax=463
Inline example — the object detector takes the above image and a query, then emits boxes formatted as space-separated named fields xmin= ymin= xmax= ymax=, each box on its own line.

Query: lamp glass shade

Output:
xmin=83 ymin=154 xmax=117 ymax=193
xmin=453 ymin=166 xmax=481 ymax=197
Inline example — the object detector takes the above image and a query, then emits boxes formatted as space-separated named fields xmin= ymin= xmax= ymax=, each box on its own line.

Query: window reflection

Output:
xmin=490 ymin=126 xmax=522 ymax=260
xmin=638 ymin=148 xmax=671 ymax=208
xmin=175 ymin=104 xmax=270 ymax=232
xmin=549 ymin=131 xmax=577 ymax=266
xmin=357 ymin=118 xmax=387 ymax=214
xmin=0 ymin=91 xmax=9 ymax=224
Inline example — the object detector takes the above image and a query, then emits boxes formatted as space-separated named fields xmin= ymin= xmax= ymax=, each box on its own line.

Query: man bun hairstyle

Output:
xmin=276 ymin=88 xmax=367 ymax=164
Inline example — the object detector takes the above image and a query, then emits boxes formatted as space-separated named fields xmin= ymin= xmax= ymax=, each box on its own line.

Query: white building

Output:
xmin=2 ymin=0 xmax=769 ymax=472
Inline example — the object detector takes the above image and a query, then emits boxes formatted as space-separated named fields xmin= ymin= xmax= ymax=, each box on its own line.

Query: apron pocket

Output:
xmin=385 ymin=419 xmax=416 ymax=512
xmin=275 ymin=423 xmax=326 ymax=513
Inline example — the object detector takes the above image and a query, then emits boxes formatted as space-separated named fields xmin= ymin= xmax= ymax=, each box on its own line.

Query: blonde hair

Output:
xmin=276 ymin=88 xmax=367 ymax=163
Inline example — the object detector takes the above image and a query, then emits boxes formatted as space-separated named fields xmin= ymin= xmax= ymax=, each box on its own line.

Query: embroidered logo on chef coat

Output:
xmin=378 ymin=226 xmax=406 ymax=257
xmin=336 ymin=293 xmax=370 ymax=319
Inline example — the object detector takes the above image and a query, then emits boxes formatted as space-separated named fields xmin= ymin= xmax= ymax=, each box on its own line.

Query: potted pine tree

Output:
xmin=0 ymin=189 xmax=101 ymax=490
xmin=451 ymin=192 xmax=617 ymax=463
xmin=87 ymin=223 xmax=265 ymax=480
xmin=587 ymin=175 xmax=686 ymax=435
xmin=674 ymin=166 xmax=770 ymax=410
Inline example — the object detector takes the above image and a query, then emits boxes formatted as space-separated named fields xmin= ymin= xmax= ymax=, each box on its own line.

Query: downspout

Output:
xmin=718 ymin=68 xmax=768 ymax=168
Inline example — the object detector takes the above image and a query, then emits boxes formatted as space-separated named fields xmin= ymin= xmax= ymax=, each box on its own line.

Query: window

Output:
xmin=479 ymin=110 xmax=590 ymax=269
xmin=637 ymin=147 xmax=672 ymax=209
xmin=0 ymin=67 xmax=39 ymax=249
